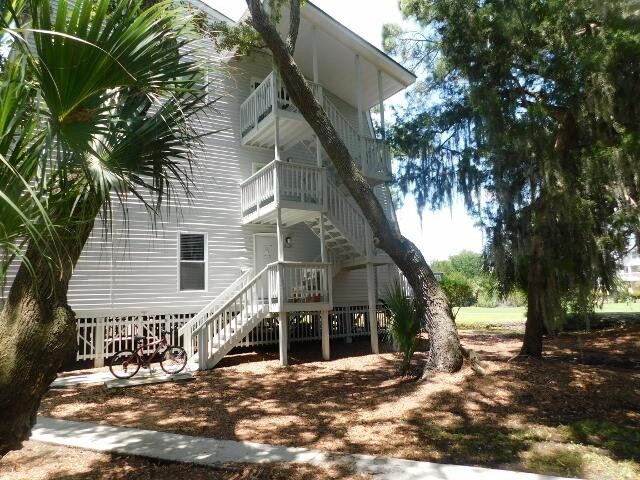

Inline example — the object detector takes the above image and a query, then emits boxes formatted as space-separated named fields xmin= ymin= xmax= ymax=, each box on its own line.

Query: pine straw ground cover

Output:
xmin=0 ymin=441 xmax=368 ymax=480
xmin=36 ymin=326 xmax=640 ymax=480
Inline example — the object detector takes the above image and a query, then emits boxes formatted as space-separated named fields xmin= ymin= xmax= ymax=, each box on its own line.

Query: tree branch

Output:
xmin=286 ymin=0 xmax=300 ymax=55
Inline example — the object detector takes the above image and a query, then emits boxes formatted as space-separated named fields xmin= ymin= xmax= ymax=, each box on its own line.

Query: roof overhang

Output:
xmin=292 ymin=2 xmax=416 ymax=109
xmin=237 ymin=1 xmax=417 ymax=109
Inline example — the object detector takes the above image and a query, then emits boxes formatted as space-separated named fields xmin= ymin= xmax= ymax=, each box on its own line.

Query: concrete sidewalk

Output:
xmin=32 ymin=417 xmax=577 ymax=480
xmin=51 ymin=369 xmax=193 ymax=389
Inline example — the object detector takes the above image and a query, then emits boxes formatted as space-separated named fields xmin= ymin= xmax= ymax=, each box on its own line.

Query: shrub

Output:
xmin=440 ymin=272 xmax=476 ymax=316
xmin=383 ymin=282 xmax=422 ymax=376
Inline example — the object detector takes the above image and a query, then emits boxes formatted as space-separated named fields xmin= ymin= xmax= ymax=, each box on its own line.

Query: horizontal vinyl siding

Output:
xmin=2 ymin=20 xmax=394 ymax=316
xmin=332 ymin=265 xmax=397 ymax=305
xmin=68 ymin=46 xmax=330 ymax=317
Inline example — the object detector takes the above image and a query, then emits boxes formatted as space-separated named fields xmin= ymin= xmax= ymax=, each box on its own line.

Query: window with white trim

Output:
xmin=179 ymin=233 xmax=206 ymax=291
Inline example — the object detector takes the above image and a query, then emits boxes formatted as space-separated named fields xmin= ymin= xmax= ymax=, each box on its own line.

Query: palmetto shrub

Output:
xmin=383 ymin=281 xmax=422 ymax=375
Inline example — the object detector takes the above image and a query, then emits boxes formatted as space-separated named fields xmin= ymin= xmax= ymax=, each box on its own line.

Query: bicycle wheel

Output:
xmin=109 ymin=350 xmax=141 ymax=379
xmin=160 ymin=346 xmax=187 ymax=375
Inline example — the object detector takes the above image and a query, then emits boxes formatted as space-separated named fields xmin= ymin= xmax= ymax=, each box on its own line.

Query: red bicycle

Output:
xmin=108 ymin=328 xmax=187 ymax=379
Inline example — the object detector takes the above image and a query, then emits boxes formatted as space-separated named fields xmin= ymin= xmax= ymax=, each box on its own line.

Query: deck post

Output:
xmin=313 ymin=26 xmax=323 ymax=168
xmin=366 ymin=226 xmax=379 ymax=354
xmin=377 ymin=69 xmax=386 ymax=143
xmin=279 ymin=310 xmax=288 ymax=366
xmin=272 ymin=67 xmax=281 ymax=161
xmin=93 ymin=318 xmax=104 ymax=368
xmin=321 ymin=310 xmax=330 ymax=360
xmin=367 ymin=262 xmax=379 ymax=354
xmin=276 ymin=207 xmax=287 ymax=365
xmin=355 ymin=54 xmax=366 ymax=171
xmin=378 ymin=69 xmax=389 ymax=171
xmin=319 ymin=213 xmax=327 ymax=263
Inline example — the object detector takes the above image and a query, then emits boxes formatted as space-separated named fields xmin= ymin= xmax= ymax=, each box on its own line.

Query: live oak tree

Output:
xmin=0 ymin=0 xmax=208 ymax=455
xmin=385 ymin=0 xmax=640 ymax=356
xmin=237 ymin=0 xmax=464 ymax=375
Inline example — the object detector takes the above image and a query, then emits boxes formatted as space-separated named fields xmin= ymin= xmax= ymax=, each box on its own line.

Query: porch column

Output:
xmin=377 ymin=69 xmax=386 ymax=142
xmin=279 ymin=310 xmax=288 ymax=366
xmin=313 ymin=26 xmax=323 ymax=167
xmin=321 ymin=310 xmax=330 ymax=360
xmin=272 ymin=65 xmax=281 ymax=161
xmin=276 ymin=208 xmax=287 ymax=366
xmin=355 ymin=54 xmax=366 ymax=172
xmin=94 ymin=320 xmax=104 ymax=368
xmin=366 ymin=227 xmax=379 ymax=354
xmin=319 ymin=213 xmax=327 ymax=263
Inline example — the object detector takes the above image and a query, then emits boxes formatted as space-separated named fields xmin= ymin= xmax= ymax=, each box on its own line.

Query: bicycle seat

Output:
xmin=134 ymin=335 xmax=145 ymax=343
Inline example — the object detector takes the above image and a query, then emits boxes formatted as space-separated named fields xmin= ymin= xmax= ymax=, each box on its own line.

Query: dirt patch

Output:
xmin=0 ymin=441 xmax=369 ymax=480
xmin=38 ymin=327 xmax=640 ymax=479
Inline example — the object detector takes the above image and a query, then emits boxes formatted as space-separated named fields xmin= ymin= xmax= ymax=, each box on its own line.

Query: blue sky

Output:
xmin=205 ymin=0 xmax=484 ymax=261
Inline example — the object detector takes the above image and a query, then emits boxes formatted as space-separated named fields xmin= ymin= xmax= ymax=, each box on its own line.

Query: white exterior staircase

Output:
xmin=181 ymin=261 xmax=331 ymax=370
xmin=182 ymin=73 xmax=400 ymax=371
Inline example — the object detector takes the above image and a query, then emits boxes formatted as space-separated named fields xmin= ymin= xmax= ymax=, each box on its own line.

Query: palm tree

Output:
xmin=0 ymin=0 xmax=210 ymax=455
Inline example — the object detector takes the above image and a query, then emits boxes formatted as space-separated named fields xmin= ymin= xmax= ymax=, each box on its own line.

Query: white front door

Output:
xmin=255 ymin=234 xmax=277 ymax=296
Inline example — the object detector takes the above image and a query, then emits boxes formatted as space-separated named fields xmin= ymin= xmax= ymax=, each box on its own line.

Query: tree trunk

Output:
xmin=520 ymin=235 xmax=545 ymax=358
xmin=245 ymin=0 xmax=463 ymax=373
xmin=0 ymin=219 xmax=94 ymax=457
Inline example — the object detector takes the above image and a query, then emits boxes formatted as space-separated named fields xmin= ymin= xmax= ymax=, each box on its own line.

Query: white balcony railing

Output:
xmin=268 ymin=262 xmax=332 ymax=306
xmin=240 ymin=72 xmax=391 ymax=179
xmin=240 ymin=160 xmax=325 ymax=220
xmin=240 ymin=160 xmax=375 ymax=258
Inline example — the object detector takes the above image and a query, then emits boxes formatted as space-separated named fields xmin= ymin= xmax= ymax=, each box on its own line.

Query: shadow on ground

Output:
xmin=39 ymin=327 xmax=640 ymax=480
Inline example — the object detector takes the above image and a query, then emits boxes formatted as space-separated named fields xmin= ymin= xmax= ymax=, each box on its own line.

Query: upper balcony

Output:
xmin=239 ymin=72 xmax=391 ymax=184
xmin=240 ymin=159 xmax=397 ymax=267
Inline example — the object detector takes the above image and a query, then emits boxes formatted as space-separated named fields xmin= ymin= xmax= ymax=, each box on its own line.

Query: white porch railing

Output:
xmin=190 ymin=261 xmax=331 ymax=368
xmin=309 ymin=81 xmax=390 ymax=178
xmin=240 ymin=160 xmax=374 ymax=258
xmin=279 ymin=161 xmax=324 ymax=206
xmin=240 ymin=162 xmax=277 ymax=220
xmin=240 ymin=72 xmax=391 ymax=179
xmin=178 ymin=268 xmax=254 ymax=358
xmin=281 ymin=262 xmax=331 ymax=306
xmin=326 ymin=180 xmax=369 ymax=256
xmin=240 ymin=71 xmax=274 ymax=136
xmin=75 ymin=303 xmax=391 ymax=363
xmin=76 ymin=312 xmax=193 ymax=362
xmin=240 ymin=160 xmax=326 ymax=221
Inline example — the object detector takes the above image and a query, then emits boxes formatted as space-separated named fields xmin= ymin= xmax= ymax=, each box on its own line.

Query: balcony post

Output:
xmin=272 ymin=68 xmax=281 ymax=161
xmin=319 ymin=213 xmax=327 ymax=263
xmin=355 ymin=54 xmax=366 ymax=172
xmin=321 ymin=310 xmax=330 ymax=360
xmin=313 ymin=25 xmax=323 ymax=167
xmin=378 ymin=69 xmax=389 ymax=172
xmin=366 ymin=227 xmax=379 ymax=354
xmin=277 ymin=261 xmax=288 ymax=366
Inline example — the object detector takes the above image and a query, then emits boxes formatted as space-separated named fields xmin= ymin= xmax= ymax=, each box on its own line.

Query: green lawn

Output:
xmin=455 ymin=302 xmax=640 ymax=330
xmin=455 ymin=306 xmax=526 ymax=330
xmin=596 ymin=302 xmax=640 ymax=313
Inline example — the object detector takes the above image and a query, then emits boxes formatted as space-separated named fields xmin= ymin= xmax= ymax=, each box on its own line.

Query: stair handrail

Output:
xmin=192 ymin=260 xmax=332 ymax=338
xmin=375 ymin=184 xmax=401 ymax=235
xmin=325 ymin=180 xmax=368 ymax=256
xmin=178 ymin=267 xmax=255 ymax=340
xmin=191 ymin=263 xmax=273 ymax=337
xmin=308 ymin=80 xmax=388 ymax=178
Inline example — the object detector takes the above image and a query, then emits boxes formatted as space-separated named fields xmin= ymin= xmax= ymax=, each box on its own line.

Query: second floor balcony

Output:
xmin=239 ymin=71 xmax=391 ymax=183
